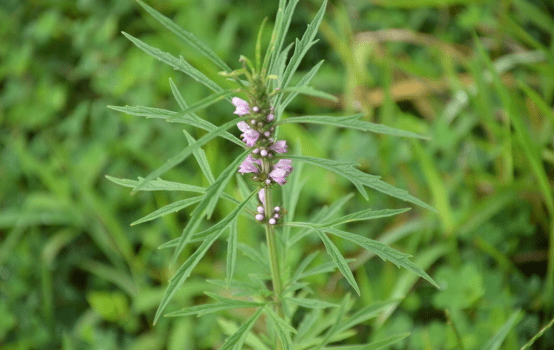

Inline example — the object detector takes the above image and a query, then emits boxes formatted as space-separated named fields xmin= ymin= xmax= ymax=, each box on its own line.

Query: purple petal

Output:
xmin=258 ymin=189 xmax=265 ymax=203
xmin=269 ymin=140 xmax=288 ymax=153
xmin=232 ymin=97 xmax=250 ymax=116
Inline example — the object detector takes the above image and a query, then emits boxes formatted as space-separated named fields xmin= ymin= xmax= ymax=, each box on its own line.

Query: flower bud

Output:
xmin=269 ymin=218 xmax=276 ymax=225
xmin=255 ymin=214 xmax=264 ymax=221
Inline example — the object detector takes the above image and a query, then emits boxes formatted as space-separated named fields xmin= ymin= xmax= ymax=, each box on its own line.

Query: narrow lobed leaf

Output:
xmin=318 ymin=208 xmax=411 ymax=227
xmin=278 ymin=115 xmax=429 ymax=139
xmin=131 ymin=196 xmax=203 ymax=226
xmin=132 ymin=116 xmax=248 ymax=193
xmin=122 ymin=32 xmax=224 ymax=94
xmin=107 ymin=105 xmax=243 ymax=146
xmin=136 ymin=0 xmax=231 ymax=72
xmin=314 ymin=228 xmax=360 ymax=295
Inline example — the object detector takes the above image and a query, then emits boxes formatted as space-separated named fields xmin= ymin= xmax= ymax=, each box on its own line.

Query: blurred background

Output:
xmin=1 ymin=0 xmax=554 ymax=349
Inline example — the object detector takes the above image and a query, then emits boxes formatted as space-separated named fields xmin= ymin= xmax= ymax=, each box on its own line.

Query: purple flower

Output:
xmin=237 ymin=121 xmax=260 ymax=147
xmin=269 ymin=159 xmax=293 ymax=185
xmin=267 ymin=113 xmax=274 ymax=122
xmin=269 ymin=140 xmax=288 ymax=154
xmin=232 ymin=97 xmax=250 ymax=116
xmin=238 ymin=155 xmax=261 ymax=174
xmin=258 ymin=188 xmax=265 ymax=203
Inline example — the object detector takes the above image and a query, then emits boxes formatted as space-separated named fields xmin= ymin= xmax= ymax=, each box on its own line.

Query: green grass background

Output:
xmin=1 ymin=0 xmax=554 ymax=349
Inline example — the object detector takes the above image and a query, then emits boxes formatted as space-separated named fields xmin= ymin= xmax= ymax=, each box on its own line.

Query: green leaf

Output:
xmin=318 ymin=208 xmax=411 ymax=227
xmin=313 ymin=294 xmax=351 ymax=350
xmin=280 ymin=0 xmax=327 ymax=90
xmin=226 ymin=219 xmax=238 ymax=287
xmin=136 ymin=0 xmax=231 ymax=72
xmin=183 ymin=130 xmax=215 ymax=185
xmin=285 ymin=297 xmax=338 ymax=309
xmin=278 ymin=115 xmax=429 ymax=139
xmin=132 ymin=116 xmax=248 ymax=193
xmin=153 ymin=228 xmax=226 ymax=325
xmin=278 ymin=86 xmax=338 ymax=102
xmin=265 ymin=307 xmax=295 ymax=350
xmin=287 ymin=155 xmax=437 ymax=212
xmin=169 ymin=90 xmax=235 ymax=121
xmin=170 ymin=173 xmax=253 ymax=268
xmin=165 ymin=299 xmax=263 ymax=317
xmin=290 ymin=193 xmax=356 ymax=246
xmin=323 ymin=332 xmax=410 ymax=350
xmin=204 ymin=148 xmax=251 ymax=219
xmin=153 ymin=190 xmax=258 ymax=325
xmin=291 ymin=252 xmax=319 ymax=282
xmin=219 ymin=307 xmax=264 ymax=350
xmin=286 ymin=155 xmax=369 ymax=199
xmin=107 ymin=105 xmax=243 ymax=146
xmin=324 ymin=227 xmax=439 ymax=288
xmin=122 ymin=32 xmax=224 ymax=94
xmin=279 ymin=60 xmax=324 ymax=112
xmin=105 ymin=175 xmax=206 ymax=193
xmin=337 ymin=300 xmax=399 ymax=334
xmin=131 ymin=196 xmax=203 ymax=226
xmin=481 ymin=310 xmax=520 ymax=350
xmin=314 ymin=228 xmax=360 ymax=295
xmin=106 ymin=176 xmax=240 ymax=206
xmin=169 ymin=78 xmax=188 ymax=110
xmin=266 ymin=0 xmax=299 ymax=75
xmin=237 ymin=243 xmax=271 ymax=273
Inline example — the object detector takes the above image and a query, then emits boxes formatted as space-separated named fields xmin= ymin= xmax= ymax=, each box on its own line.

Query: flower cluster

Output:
xmin=233 ymin=97 xmax=292 ymax=224
xmin=233 ymin=97 xmax=293 ymax=186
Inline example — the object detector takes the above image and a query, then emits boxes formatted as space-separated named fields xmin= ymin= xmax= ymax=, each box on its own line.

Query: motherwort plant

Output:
xmin=108 ymin=0 xmax=439 ymax=348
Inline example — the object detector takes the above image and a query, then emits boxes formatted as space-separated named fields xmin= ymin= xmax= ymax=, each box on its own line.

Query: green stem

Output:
xmin=263 ymin=186 xmax=284 ymax=349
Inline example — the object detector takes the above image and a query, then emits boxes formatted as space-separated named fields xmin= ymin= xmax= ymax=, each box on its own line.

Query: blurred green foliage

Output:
xmin=1 ymin=0 xmax=554 ymax=349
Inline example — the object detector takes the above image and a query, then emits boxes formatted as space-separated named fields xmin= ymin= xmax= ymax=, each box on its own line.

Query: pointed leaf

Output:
xmin=169 ymin=78 xmax=188 ymax=110
xmin=132 ymin=116 xmax=248 ymax=193
xmin=285 ymin=297 xmax=338 ymax=309
xmin=278 ymin=86 xmax=338 ymax=102
xmin=323 ymin=333 xmax=410 ymax=350
xmin=288 ymin=155 xmax=437 ymax=212
xmin=136 ymin=0 xmax=231 ymax=72
xmin=324 ymin=227 xmax=439 ymax=288
xmin=107 ymin=105 xmax=243 ymax=146
xmin=280 ymin=60 xmax=324 ymax=112
xmin=219 ymin=307 xmax=264 ymax=350
xmin=265 ymin=308 xmax=295 ymax=350
xmin=226 ymin=219 xmax=238 ymax=287
xmin=183 ymin=130 xmax=215 ymax=184
xmin=280 ymin=0 xmax=327 ymax=90
xmin=169 ymin=90 xmax=235 ymax=121
xmin=314 ymin=229 xmax=360 ymax=295
xmin=279 ymin=115 xmax=429 ymax=139
xmin=105 ymin=175 xmax=205 ymax=193
xmin=131 ymin=196 xmax=203 ymax=226
xmin=319 ymin=208 xmax=411 ymax=227
xmin=153 ymin=228 xmax=225 ymax=325
xmin=165 ymin=300 xmax=262 ymax=317
xmin=122 ymin=32 xmax=224 ymax=94
xmin=337 ymin=300 xmax=399 ymax=334
xmin=153 ymin=190 xmax=257 ymax=324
